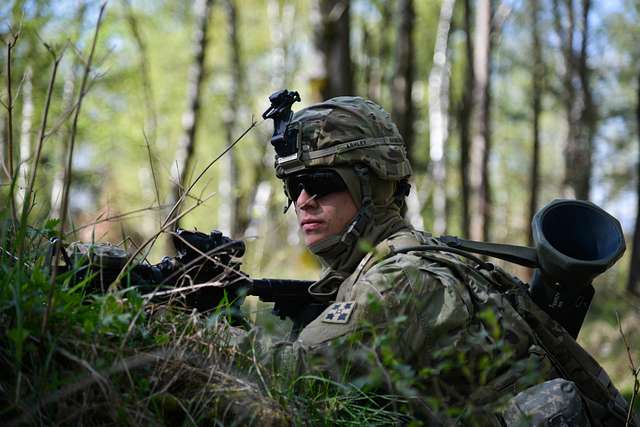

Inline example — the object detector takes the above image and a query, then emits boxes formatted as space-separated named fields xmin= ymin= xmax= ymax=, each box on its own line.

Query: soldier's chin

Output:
xmin=303 ymin=231 xmax=326 ymax=246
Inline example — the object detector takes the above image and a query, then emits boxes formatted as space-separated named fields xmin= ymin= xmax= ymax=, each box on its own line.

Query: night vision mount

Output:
xmin=262 ymin=89 xmax=301 ymax=158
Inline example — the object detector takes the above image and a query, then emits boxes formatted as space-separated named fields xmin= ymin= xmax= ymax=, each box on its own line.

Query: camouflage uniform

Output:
xmin=268 ymin=96 xmax=633 ymax=425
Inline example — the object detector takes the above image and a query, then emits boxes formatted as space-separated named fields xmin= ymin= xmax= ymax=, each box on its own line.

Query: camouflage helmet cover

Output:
xmin=274 ymin=97 xmax=412 ymax=180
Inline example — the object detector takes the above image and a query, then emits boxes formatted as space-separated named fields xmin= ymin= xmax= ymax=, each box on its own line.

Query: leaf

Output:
xmin=44 ymin=218 xmax=61 ymax=231
xmin=155 ymin=334 xmax=170 ymax=345
xmin=83 ymin=318 xmax=96 ymax=334
xmin=393 ymin=314 xmax=408 ymax=324
xmin=8 ymin=327 xmax=30 ymax=347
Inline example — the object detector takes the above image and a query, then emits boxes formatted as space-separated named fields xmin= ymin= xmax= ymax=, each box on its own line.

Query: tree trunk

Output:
xmin=50 ymin=65 xmax=77 ymax=219
xmin=458 ymin=0 xmax=474 ymax=238
xmin=369 ymin=1 xmax=392 ymax=104
xmin=428 ymin=0 xmax=455 ymax=236
xmin=528 ymin=0 xmax=543 ymax=246
xmin=553 ymin=0 xmax=594 ymax=200
xmin=573 ymin=0 xmax=595 ymax=200
xmin=0 ymin=115 xmax=6 ymax=185
xmin=469 ymin=0 xmax=492 ymax=241
xmin=391 ymin=0 xmax=416 ymax=164
xmin=50 ymin=1 xmax=87 ymax=219
xmin=16 ymin=66 xmax=33 ymax=212
xmin=238 ymin=0 xmax=296 ymax=237
xmin=362 ymin=24 xmax=373 ymax=99
xmin=315 ymin=0 xmax=353 ymax=99
xmin=168 ymin=0 xmax=214 ymax=226
xmin=627 ymin=72 xmax=640 ymax=296
xmin=219 ymin=0 xmax=243 ymax=238
xmin=123 ymin=0 xmax=158 ymax=146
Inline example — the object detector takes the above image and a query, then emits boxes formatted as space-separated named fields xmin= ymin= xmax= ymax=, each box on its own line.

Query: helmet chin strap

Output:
xmin=308 ymin=165 xmax=374 ymax=271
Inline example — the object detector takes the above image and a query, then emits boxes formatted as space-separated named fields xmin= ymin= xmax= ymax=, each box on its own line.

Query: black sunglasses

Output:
xmin=285 ymin=170 xmax=348 ymax=202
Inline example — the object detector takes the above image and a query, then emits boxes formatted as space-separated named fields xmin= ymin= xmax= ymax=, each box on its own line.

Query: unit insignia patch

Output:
xmin=322 ymin=301 xmax=357 ymax=324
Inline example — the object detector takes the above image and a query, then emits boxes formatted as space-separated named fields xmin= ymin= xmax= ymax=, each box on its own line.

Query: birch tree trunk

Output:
xmin=469 ymin=0 xmax=493 ymax=241
xmin=168 ymin=0 xmax=214 ymax=226
xmin=219 ymin=0 xmax=243 ymax=238
xmin=458 ymin=0 xmax=474 ymax=238
xmin=528 ymin=0 xmax=543 ymax=246
xmin=428 ymin=0 xmax=455 ymax=236
xmin=315 ymin=0 xmax=353 ymax=99
xmin=391 ymin=0 xmax=416 ymax=164
xmin=627 ymin=72 xmax=640 ymax=296
xmin=16 ymin=66 xmax=33 ymax=212
xmin=240 ymin=0 xmax=295 ymax=240
xmin=50 ymin=65 xmax=77 ymax=219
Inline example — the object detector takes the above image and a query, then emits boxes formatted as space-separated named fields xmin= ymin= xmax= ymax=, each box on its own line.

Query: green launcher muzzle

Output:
xmin=440 ymin=199 xmax=625 ymax=338
xmin=529 ymin=199 xmax=625 ymax=337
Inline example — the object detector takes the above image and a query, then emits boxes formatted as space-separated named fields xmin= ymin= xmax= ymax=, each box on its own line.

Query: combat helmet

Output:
xmin=264 ymin=90 xmax=411 ymax=180
xmin=262 ymin=90 xmax=413 ymax=274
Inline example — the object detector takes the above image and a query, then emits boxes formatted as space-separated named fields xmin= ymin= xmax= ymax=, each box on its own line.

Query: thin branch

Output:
xmin=67 ymin=203 xmax=171 ymax=235
xmin=143 ymin=130 xmax=161 ymax=211
xmin=110 ymin=191 xmax=218 ymax=290
xmin=163 ymin=117 xmax=260 ymax=228
xmin=19 ymin=45 xmax=64 ymax=253
xmin=43 ymin=2 xmax=108 ymax=336
xmin=7 ymin=349 xmax=172 ymax=427
xmin=5 ymin=31 xmax=19 ymax=220
xmin=616 ymin=312 xmax=639 ymax=426
xmin=44 ymin=71 xmax=101 ymax=139
xmin=59 ymin=3 xmax=107 ymax=233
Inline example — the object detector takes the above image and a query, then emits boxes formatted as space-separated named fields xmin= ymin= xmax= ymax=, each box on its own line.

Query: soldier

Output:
xmin=262 ymin=95 xmax=635 ymax=425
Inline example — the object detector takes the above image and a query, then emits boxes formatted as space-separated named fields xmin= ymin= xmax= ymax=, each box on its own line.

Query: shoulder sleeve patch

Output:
xmin=322 ymin=301 xmax=357 ymax=324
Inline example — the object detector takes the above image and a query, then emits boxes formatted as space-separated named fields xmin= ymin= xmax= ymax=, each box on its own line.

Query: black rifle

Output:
xmin=54 ymin=194 xmax=626 ymax=339
xmin=53 ymin=228 xmax=324 ymax=334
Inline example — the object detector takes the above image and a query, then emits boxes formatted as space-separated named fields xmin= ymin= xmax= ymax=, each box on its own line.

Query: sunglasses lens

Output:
xmin=285 ymin=170 xmax=347 ymax=202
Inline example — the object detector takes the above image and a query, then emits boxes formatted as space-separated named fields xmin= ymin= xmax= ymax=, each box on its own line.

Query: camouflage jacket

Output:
xmin=269 ymin=229 xmax=553 ymax=423
xmin=263 ymin=228 xmax=633 ymax=426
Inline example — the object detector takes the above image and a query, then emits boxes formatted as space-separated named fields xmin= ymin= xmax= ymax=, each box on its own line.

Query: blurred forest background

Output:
xmin=1 ymin=0 xmax=639 ymax=394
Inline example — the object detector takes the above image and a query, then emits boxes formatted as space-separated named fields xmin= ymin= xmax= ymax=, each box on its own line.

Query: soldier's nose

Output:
xmin=296 ymin=189 xmax=318 ymax=210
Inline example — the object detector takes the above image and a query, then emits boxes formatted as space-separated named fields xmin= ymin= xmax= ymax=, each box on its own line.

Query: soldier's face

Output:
xmin=294 ymin=189 xmax=358 ymax=246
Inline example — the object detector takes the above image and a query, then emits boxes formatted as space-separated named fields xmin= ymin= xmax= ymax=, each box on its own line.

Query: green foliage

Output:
xmin=0 ymin=221 xmax=250 ymax=424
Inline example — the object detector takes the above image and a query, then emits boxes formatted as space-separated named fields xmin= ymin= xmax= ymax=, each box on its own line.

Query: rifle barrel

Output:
xmin=250 ymin=278 xmax=315 ymax=303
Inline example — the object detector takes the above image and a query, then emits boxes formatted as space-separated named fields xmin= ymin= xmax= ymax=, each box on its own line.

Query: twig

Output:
xmin=5 ymin=31 xmax=20 ymax=220
xmin=56 ymin=347 xmax=112 ymax=402
xmin=143 ymin=130 xmax=162 ymax=213
xmin=616 ymin=312 xmax=639 ymax=426
xmin=250 ymin=332 xmax=272 ymax=399
xmin=66 ymin=203 xmax=170 ymax=235
xmin=7 ymin=350 xmax=172 ymax=427
xmin=109 ymin=191 xmax=217 ymax=290
xmin=18 ymin=45 xmax=64 ymax=254
xmin=163 ymin=117 xmax=260 ymax=228
xmin=58 ymin=2 xmax=107 ymax=234
xmin=42 ymin=2 xmax=108 ymax=336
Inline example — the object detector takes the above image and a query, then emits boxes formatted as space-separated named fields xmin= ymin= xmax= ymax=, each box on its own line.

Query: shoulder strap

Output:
xmin=486 ymin=267 xmax=635 ymax=427
xmin=352 ymin=231 xmax=423 ymax=282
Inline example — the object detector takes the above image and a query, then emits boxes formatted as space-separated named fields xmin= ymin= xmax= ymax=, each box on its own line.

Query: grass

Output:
xmin=0 ymin=216 xmax=420 ymax=425
xmin=0 ymin=230 xmax=277 ymax=425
